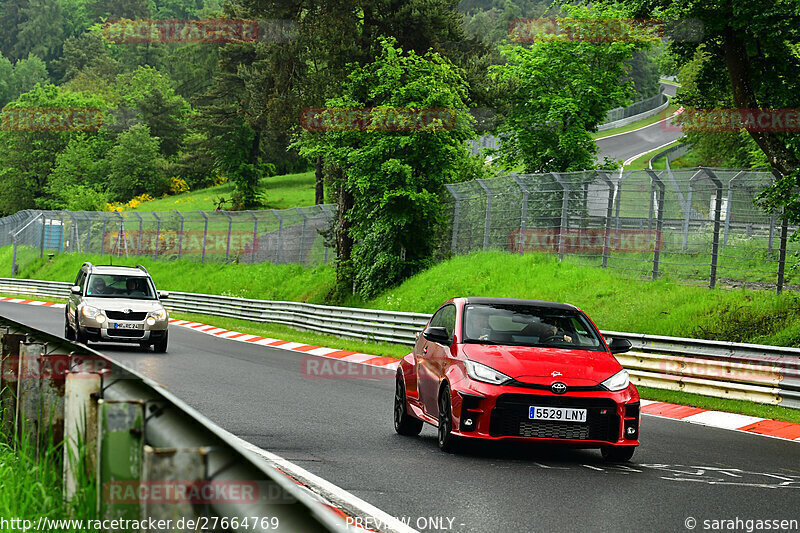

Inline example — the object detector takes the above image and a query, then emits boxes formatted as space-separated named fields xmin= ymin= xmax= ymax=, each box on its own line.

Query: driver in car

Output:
xmin=523 ymin=319 xmax=573 ymax=343
xmin=124 ymin=278 xmax=144 ymax=297
xmin=89 ymin=277 xmax=106 ymax=295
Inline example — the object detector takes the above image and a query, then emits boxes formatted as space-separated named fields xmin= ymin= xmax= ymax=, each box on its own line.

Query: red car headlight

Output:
xmin=601 ymin=369 xmax=630 ymax=391
xmin=464 ymin=360 xmax=512 ymax=385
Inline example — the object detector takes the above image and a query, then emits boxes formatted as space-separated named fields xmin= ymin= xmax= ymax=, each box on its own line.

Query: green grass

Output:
xmin=638 ymin=386 xmax=800 ymax=424
xmin=133 ymin=171 xmax=317 ymax=212
xmin=5 ymin=247 xmax=800 ymax=346
xmin=592 ymin=102 xmax=678 ymax=139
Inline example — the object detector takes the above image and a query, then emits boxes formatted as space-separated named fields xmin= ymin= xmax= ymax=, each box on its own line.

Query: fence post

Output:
xmin=39 ymin=213 xmax=46 ymax=258
xmin=199 ymin=211 xmax=208 ymax=263
xmin=768 ymin=212 xmax=776 ymax=254
xmin=683 ymin=169 xmax=703 ymax=251
xmin=701 ymin=168 xmax=723 ymax=289
xmin=249 ymin=211 xmax=258 ymax=264
xmin=223 ymin=212 xmax=233 ymax=263
xmin=645 ymin=169 xmax=666 ymax=280
xmin=552 ymin=173 xmax=569 ymax=261
xmin=271 ymin=210 xmax=282 ymax=264
xmin=11 ymin=237 xmax=18 ymax=277
xmin=444 ymin=184 xmax=461 ymax=255
xmin=83 ymin=211 xmax=92 ymax=253
xmin=133 ymin=212 xmax=143 ymax=255
xmin=723 ymin=171 xmax=744 ymax=247
xmin=614 ymin=171 xmax=632 ymax=233
xmin=99 ymin=212 xmax=108 ymax=255
xmin=776 ymin=210 xmax=789 ymax=294
xmin=152 ymin=212 xmax=161 ymax=260
xmin=175 ymin=210 xmax=184 ymax=260
xmin=511 ymin=175 xmax=528 ymax=254
xmin=476 ymin=179 xmax=492 ymax=250
xmin=296 ymin=207 xmax=307 ymax=264
xmin=596 ymin=171 xmax=615 ymax=268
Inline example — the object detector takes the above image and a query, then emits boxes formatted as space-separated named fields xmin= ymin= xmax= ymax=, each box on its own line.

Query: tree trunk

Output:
xmin=335 ymin=180 xmax=355 ymax=295
xmin=723 ymin=26 xmax=800 ymax=177
xmin=315 ymin=156 xmax=324 ymax=205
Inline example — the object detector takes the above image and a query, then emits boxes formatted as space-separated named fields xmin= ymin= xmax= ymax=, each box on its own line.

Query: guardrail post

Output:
xmin=723 ymin=171 xmax=744 ymax=247
xmin=476 ymin=179 xmax=492 ymax=250
xmin=701 ymin=168 xmax=723 ymax=288
xmin=97 ymin=399 xmax=145 ymax=520
xmin=175 ymin=210 xmax=184 ymax=260
xmin=200 ymin=211 xmax=209 ymax=263
xmin=17 ymin=341 xmax=45 ymax=449
xmin=645 ymin=170 xmax=666 ymax=279
xmin=0 ymin=331 xmax=26 ymax=435
xmin=271 ymin=210 xmax=282 ymax=264
xmin=63 ymin=368 xmax=101 ymax=504
xmin=596 ymin=171 xmax=615 ymax=268
xmin=444 ymin=184 xmax=461 ymax=255
xmin=552 ymin=173 xmax=569 ymax=261
xmin=511 ymin=175 xmax=528 ymax=255
xmin=152 ymin=212 xmax=161 ymax=260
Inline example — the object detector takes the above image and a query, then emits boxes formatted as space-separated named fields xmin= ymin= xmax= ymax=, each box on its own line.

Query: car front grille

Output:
xmin=489 ymin=394 xmax=620 ymax=442
xmin=106 ymin=329 xmax=145 ymax=338
xmin=106 ymin=310 xmax=148 ymax=321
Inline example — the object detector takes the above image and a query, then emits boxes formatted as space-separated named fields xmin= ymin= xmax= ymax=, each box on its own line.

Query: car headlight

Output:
xmin=148 ymin=309 xmax=167 ymax=321
xmin=601 ymin=369 xmax=630 ymax=391
xmin=464 ymin=360 xmax=512 ymax=385
xmin=81 ymin=305 xmax=102 ymax=319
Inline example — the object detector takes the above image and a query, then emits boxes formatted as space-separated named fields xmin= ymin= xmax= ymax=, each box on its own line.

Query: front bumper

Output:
xmin=79 ymin=315 xmax=168 ymax=343
xmin=450 ymin=381 xmax=640 ymax=448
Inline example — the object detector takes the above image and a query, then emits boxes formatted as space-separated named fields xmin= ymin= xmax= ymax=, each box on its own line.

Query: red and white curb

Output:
xmin=2 ymin=296 xmax=799 ymax=444
xmin=167 ymin=318 xmax=400 ymax=372
xmin=641 ymin=399 xmax=800 ymax=442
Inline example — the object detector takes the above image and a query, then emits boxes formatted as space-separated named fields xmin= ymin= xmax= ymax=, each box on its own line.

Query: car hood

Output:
xmin=82 ymin=297 xmax=164 ymax=312
xmin=462 ymin=343 xmax=622 ymax=385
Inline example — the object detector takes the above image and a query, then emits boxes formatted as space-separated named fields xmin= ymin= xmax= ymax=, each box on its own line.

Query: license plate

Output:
xmin=529 ymin=406 xmax=587 ymax=423
xmin=113 ymin=322 xmax=142 ymax=330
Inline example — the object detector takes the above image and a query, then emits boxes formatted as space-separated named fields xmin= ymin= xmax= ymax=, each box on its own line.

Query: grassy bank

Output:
xmin=4 ymin=247 xmax=800 ymax=347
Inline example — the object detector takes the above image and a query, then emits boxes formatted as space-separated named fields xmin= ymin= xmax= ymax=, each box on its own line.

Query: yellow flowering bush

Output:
xmin=169 ymin=176 xmax=190 ymax=195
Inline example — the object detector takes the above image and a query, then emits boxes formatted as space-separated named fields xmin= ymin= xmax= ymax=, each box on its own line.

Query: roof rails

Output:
xmin=81 ymin=261 xmax=93 ymax=271
xmin=135 ymin=264 xmax=149 ymax=274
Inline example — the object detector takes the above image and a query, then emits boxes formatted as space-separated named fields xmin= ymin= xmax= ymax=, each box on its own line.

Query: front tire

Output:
xmin=394 ymin=376 xmax=423 ymax=436
xmin=153 ymin=331 xmax=168 ymax=353
xmin=65 ymin=318 xmax=75 ymax=341
xmin=437 ymin=384 xmax=459 ymax=453
xmin=601 ymin=446 xmax=636 ymax=462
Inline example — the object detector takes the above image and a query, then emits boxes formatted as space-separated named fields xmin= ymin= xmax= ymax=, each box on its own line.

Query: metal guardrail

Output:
xmin=0 ymin=316 xmax=356 ymax=532
xmin=0 ymin=277 xmax=798 ymax=409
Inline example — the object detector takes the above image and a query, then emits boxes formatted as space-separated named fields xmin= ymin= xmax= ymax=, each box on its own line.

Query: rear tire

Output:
xmin=601 ymin=446 xmax=636 ymax=462
xmin=394 ymin=376 xmax=423 ymax=436
xmin=438 ymin=384 xmax=460 ymax=453
xmin=153 ymin=331 xmax=168 ymax=353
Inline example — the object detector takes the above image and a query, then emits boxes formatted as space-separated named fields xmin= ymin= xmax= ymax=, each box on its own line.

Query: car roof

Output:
xmin=88 ymin=265 xmax=150 ymax=277
xmin=462 ymin=297 xmax=578 ymax=312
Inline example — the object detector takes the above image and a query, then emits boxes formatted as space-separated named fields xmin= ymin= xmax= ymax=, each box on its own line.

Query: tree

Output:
xmin=11 ymin=53 xmax=48 ymax=97
xmin=294 ymin=38 xmax=476 ymax=298
xmin=53 ymin=30 xmax=119 ymax=83
xmin=491 ymin=5 xmax=646 ymax=173
xmin=106 ymin=124 xmax=168 ymax=200
xmin=45 ymin=132 xmax=114 ymax=210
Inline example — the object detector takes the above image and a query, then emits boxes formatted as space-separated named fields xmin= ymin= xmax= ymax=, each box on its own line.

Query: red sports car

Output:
xmin=394 ymin=297 xmax=640 ymax=461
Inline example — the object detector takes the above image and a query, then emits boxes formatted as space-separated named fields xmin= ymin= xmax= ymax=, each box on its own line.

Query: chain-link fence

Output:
xmin=441 ymin=168 xmax=798 ymax=291
xmin=1 ymin=168 xmax=796 ymax=291
xmin=604 ymin=92 xmax=667 ymax=123
xmin=1 ymin=205 xmax=337 ymax=276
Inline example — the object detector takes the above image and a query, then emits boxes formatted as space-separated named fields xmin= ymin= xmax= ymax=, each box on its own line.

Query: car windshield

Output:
xmin=463 ymin=304 xmax=604 ymax=350
xmin=86 ymin=274 xmax=156 ymax=300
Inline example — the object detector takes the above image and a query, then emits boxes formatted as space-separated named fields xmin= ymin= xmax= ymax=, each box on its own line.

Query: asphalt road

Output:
xmin=3 ymin=302 xmax=798 ymax=533
xmin=596 ymin=83 xmax=683 ymax=164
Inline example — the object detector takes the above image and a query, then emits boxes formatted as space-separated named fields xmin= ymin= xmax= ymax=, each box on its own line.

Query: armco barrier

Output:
xmin=0 ymin=316 xmax=357 ymax=532
xmin=0 ymin=277 xmax=798 ymax=409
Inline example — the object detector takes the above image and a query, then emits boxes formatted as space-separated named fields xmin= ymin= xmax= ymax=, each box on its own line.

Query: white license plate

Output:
xmin=113 ymin=322 xmax=142 ymax=330
xmin=529 ymin=406 xmax=587 ymax=423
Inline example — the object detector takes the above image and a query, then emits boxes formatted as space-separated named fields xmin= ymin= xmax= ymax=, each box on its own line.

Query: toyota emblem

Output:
xmin=551 ymin=382 xmax=567 ymax=394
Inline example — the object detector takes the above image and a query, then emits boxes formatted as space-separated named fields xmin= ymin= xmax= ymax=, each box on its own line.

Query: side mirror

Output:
xmin=71 ymin=285 xmax=81 ymax=295
xmin=422 ymin=326 xmax=451 ymax=345
xmin=609 ymin=337 xmax=632 ymax=354
xmin=158 ymin=291 xmax=170 ymax=299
